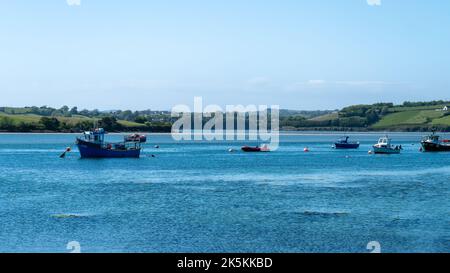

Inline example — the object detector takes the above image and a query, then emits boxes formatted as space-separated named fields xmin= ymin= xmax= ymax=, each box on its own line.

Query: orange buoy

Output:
xmin=60 ymin=147 xmax=71 ymax=158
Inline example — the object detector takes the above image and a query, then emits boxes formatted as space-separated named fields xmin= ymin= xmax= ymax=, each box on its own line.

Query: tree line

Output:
xmin=1 ymin=101 xmax=450 ymax=132
xmin=0 ymin=116 xmax=172 ymax=133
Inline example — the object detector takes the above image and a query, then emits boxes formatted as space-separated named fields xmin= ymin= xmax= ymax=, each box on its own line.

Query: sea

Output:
xmin=0 ymin=132 xmax=448 ymax=253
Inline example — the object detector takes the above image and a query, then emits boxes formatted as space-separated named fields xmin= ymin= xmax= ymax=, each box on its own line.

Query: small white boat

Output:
xmin=372 ymin=136 xmax=402 ymax=154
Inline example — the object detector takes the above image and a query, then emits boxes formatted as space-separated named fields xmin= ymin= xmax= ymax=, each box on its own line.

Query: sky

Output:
xmin=0 ymin=0 xmax=449 ymax=110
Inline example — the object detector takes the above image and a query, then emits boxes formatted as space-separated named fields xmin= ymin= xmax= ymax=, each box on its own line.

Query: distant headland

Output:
xmin=1 ymin=101 xmax=450 ymax=133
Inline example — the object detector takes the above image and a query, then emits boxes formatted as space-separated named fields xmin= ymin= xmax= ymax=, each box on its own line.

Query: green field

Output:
xmin=117 ymin=120 xmax=146 ymax=127
xmin=0 ymin=113 xmax=41 ymax=124
xmin=372 ymin=109 xmax=449 ymax=128
xmin=387 ymin=105 xmax=447 ymax=112
xmin=0 ymin=113 xmax=95 ymax=124
xmin=308 ymin=106 xmax=450 ymax=129
xmin=309 ymin=112 xmax=339 ymax=121
xmin=0 ymin=113 xmax=143 ymax=129
xmin=431 ymin=115 xmax=450 ymax=126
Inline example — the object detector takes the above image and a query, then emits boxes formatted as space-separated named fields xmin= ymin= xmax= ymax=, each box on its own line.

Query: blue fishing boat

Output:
xmin=76 ymin=128 xmax=145 ymax=158
xmin=333 ymin=136 xmax=360 ymax=149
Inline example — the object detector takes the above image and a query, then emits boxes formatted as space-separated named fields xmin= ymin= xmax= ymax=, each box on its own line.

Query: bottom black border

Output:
xmin=3 ymin=253 xmax=449 ymax=271
xmin=0 ymin=253 xmax=446 ymax=272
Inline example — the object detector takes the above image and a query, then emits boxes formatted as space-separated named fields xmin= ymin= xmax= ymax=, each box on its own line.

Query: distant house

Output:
xmin=436 ymin=106 xmax=448 ymax=112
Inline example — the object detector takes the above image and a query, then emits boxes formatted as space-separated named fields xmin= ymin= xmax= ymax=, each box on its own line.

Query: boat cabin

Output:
xmin=82 ymin=128 xmax=106 ymax=143
xmin=422 ymin=131 xmax=444 ymax=144
xmin=338 ymin=136 xmax=350 ymax=143
xmin=377 ymin=136 xmax=391 ymax=147
xmin=425 ymin=134 xmax=440 ymax=143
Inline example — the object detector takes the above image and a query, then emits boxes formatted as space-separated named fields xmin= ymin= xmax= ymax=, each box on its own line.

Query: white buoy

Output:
xmin=228 ymin=148 xmax=236 ymax=153
xmin=304 ymin=147 xmax=310 ymax=152
xmin=368 ymin=150 xmax=373 ymax=154
xmin=154 ymin=145 xmax=160 ymax=149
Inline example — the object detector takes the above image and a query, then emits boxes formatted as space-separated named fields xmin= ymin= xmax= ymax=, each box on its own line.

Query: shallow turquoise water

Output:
xmin=0 ymin=132 xmax=449 ymax=253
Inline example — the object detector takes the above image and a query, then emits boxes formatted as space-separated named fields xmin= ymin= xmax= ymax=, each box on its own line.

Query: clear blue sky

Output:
xmin=0 ymin=0 xmax=449 ymax=110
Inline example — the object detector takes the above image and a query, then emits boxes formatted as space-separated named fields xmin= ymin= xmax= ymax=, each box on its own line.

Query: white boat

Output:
xmin=372 ymin=136 xmax=402 ymax=154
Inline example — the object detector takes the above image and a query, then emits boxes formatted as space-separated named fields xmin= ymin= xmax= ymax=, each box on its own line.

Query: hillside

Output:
xmin=0 ymin=106 xmax=172 ymax=132
xmin=1 ymin=102 xmax=450 ymax=132
xmin=306 ymin=102 xmax=450 ymax=131
xmin=371 ymin=105 xmax=450 ymax=129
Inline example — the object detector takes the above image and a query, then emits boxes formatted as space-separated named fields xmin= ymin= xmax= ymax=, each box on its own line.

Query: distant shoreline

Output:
xmin=0 ymin=127 xmax=444 ymax=134
xmin=2 ymin=102 xmax=450 ymax=133
xmin=0 ymin=131 xmax=173 ymax=135
xmin=0 ymin=131 xmax=438 ymax=136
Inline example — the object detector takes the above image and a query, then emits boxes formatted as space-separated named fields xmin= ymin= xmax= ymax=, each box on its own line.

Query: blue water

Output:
xmin=0 ymin=132 xmax=449 ymax=253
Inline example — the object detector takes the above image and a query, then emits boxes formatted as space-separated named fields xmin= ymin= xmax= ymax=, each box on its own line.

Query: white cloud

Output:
xmin=307 ymin=80 xmax=326 ymax=86
xmin=284 ymin=80 xmax=327 ymax=92
xmin=336 ymin=81 xmax=393 ymax=86
xmin=67 ymin=0 xmax=81 ymax=6
xmin=367 ymin=0 xmax=381 ymax=6
xmin=247 ymin=77 xmax=271 ymax=87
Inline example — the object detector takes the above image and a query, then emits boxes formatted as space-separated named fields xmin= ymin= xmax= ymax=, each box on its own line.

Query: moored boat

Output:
xmin=372 ymin=136 xmax=401 ymax=154
xmin=241 ymin=144 xmax=271 ymax=152
xmin=76 ymin=128 xmax=144 ymax=158
xmin=333 ymin=136 xmax=360 ymax=149
xmin=421 ymin=131 xmax=450 ymax=152
xmin=124 ymin=133 xmax=147 ymax=143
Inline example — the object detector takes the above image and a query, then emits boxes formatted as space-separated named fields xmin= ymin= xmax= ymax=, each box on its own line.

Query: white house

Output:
xmin=444 ymin=106 xmax=448 ymax=111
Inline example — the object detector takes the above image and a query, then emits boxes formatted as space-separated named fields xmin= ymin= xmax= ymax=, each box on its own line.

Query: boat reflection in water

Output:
xmin=76 ymin=128 xmax=146 ymax=158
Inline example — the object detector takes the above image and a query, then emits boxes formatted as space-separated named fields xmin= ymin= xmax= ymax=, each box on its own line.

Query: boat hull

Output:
xmin=76 ymin=141 xmax=141 ymax=158
xmin=241 ymin=146 xmax=270 ymax=152
xmin=334 ymin=143 xmax=360 ymax=149
xmin=241 ymin=146 xmax=261 ymax=152
xmin=373 ymin=147 xmax=401 ymax=154
xmin=421 ymin=141 xmax=450 ymax=152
